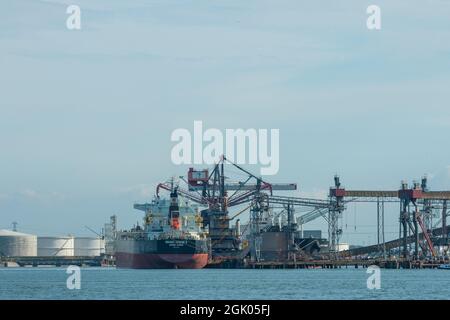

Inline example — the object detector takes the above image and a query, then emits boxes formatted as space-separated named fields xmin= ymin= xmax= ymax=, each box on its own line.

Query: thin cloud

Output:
xmin=17 ymin=189 xmax=66 ymax=201
xmin=428 ymin=166 xmax=450 ymax=189
xmin=20 ymin=189 xmax=39 ymax=199
xmin=116 ymin=184 xmax=156 ymax=198
xmin=0 ymin=193 xmax=9 ymax=200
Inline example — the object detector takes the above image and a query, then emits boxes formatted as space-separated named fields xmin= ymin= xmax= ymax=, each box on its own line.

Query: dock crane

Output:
xmin=154 ymin=156 xmax=297 ymax=259
xmin=152 ymin=157 xmax=450 ymax=262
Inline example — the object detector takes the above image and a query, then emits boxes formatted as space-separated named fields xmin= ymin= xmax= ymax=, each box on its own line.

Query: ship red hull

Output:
xmin=116 ymin=252 xmax=209 ymax=269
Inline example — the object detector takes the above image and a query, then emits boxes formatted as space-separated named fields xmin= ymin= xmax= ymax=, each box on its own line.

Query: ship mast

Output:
xmin=169 ymin=180 xmax=181 ymax=230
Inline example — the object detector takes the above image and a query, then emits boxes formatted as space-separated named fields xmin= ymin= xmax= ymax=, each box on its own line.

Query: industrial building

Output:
xmin=74 ymin=237 xmax=105 ymax=256
xmin=1 ymin=231 xmax=106 ymax=267
xmin=35 ymin=236 xmax=105 ymax=257
xmin=147 ymin=158 xmax=450 ymax=268
xmin=37 ymin=236 xmax=75 ymax=257
xmin=2 ymin=157 xmax=449 ymax=269
xmin=0 ymin=229 xmax=37 ymax=257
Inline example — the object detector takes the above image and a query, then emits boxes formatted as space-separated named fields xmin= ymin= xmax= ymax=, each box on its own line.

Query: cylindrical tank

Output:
xmin=0 ymin=230 xmax=37 ymax=257
xmin=74 ymin=237 xmax=105 ymax=256
xmin=37 ymin=236 xmax=74 ymax=256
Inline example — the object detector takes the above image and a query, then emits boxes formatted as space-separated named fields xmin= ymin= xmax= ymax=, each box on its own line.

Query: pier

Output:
xmin=205 ymin=254 xmax=450 ymax=269
xmin=0 ymin=256 xmax=103 ymax=267
xmin=244 ymin=259 xmax=448 ymax=269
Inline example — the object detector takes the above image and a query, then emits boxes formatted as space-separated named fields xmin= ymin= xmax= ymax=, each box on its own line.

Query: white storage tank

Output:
xmin=74 ymin=237 xmax=105 ymax=256
xmin=37 ymin=236 xmax=74 ymax=256
xmin=0 ymin=229 xmax=37 ymax=257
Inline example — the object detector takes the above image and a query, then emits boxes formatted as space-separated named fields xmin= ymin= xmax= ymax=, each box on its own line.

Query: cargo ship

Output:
xmin=115 ymin=186 xmax=210 ymax=269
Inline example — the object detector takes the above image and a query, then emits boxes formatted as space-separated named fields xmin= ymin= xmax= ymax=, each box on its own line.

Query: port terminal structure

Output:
xmin=4 ymin=158 xmax=448 ymax=269
xmin=333 ymin=178 xmax=450 ymax=260
xmin=148 ymin=156 xmax=450 ymax=267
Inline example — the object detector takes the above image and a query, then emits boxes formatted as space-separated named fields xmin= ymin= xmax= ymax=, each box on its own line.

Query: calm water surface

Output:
xmin=0 ymin=268 xmax=449 ymax=300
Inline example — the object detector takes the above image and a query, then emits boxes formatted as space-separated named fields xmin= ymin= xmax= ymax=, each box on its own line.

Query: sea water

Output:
xmin=0 ymin=267 xmax=448 ymax=300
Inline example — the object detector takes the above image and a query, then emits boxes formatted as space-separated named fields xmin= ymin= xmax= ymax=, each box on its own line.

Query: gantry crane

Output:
xmin=155 ymin=156 xmax=297 ymax=259
xmin=150 ymin=157 xmax=450 ymax=262
xmin=330 ymin=176 xmax=450 ymax=259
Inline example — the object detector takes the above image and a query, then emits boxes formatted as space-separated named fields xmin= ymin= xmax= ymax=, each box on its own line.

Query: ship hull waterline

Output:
xmin=115 ymin=238 xmax=210 ymax=269
xmin=115 ymin=252 xmax=208 ymax=269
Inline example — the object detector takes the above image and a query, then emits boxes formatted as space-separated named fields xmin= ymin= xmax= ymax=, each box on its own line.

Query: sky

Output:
xmin=1 ymin=0 xmax=450 ymax=245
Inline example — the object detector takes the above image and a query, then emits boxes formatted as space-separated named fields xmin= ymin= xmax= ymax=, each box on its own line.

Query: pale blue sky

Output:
xmin=1 ymin=0 xmax=450 ymax=245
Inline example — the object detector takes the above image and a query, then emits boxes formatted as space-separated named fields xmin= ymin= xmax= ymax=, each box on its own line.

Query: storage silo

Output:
xmin=0 ymin=229 xmax=37 ymax=257
xmin=74 ymin=237 xmax=105 ymax=256
xmin=37 ymin=236 xmax=74 ymax=256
